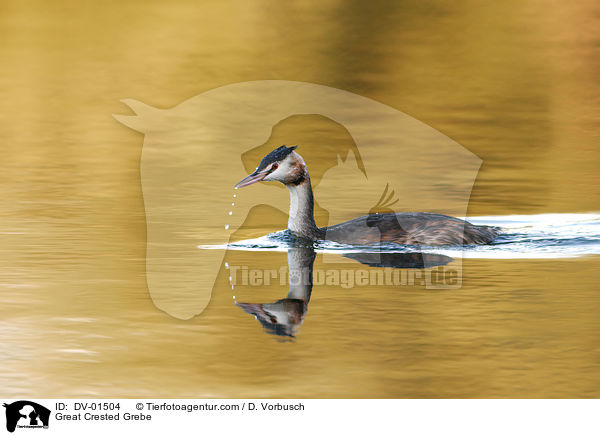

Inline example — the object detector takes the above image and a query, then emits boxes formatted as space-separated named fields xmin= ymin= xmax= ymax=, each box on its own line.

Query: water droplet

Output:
xmin=224 ymin=262 xmax=229 ymax=269
xmin=233 ymin=194 xmax=236 ymax=198
xmin=225 ymin=224 xmax=229 ymax=230
xmin=233 ymin=296 xmax=236 ymax=300
xmin=231 ymin=203 xmax=235 ymax=206
xmin=228 ymin=211 xmax=233 ymax=216
xmin=231 ymin=285 xmax=234 ymax=290
xmin=228 ymin=276 xmax=232 ymax=282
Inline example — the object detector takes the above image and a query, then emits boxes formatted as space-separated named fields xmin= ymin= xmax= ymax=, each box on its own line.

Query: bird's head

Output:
xmin=235 ymin=145 xmax=307 ymax=188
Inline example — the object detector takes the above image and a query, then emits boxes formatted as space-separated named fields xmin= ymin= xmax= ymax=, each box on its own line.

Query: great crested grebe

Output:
xmin=235 ymin=146 xmax=500 ymax=245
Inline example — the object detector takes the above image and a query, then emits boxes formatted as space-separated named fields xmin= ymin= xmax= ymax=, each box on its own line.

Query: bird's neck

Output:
xmin=286 ymin=247 xmax=315 ymax=302
xmin=286 ymin=174 xmax=322 ymax=240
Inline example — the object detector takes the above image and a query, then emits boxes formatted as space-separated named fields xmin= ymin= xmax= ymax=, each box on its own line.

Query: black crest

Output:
xmin=256 ymin=145 xmax=297 ymax=172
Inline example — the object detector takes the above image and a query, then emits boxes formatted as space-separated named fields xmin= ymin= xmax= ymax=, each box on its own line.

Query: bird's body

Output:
xmin=235 ymin=146 xmax=500 ymax=246
xmin=324 ymin=212 xmax=499 ymax=245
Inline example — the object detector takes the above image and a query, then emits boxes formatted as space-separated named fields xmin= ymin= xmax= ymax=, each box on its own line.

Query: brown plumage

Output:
xmin=325 ymin=212 xmax=499 ymax=245
xmin=235 ymin=146 xmax=500 ymax=246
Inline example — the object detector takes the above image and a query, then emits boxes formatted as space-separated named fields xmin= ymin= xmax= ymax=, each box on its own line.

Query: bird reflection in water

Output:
xmin=237 ymin=247 xmax=316 ymax=338
xmin=236 ymin=246 xmax=453 ymax=338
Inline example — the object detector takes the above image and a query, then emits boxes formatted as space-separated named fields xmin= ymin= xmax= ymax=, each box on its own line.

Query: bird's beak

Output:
xmin=234 ymin=169 xmax=269 ymax=189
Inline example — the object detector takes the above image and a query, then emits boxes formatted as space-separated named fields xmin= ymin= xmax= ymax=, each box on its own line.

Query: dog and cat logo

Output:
xmin=3 ymin=401 xmax=50 ymax=432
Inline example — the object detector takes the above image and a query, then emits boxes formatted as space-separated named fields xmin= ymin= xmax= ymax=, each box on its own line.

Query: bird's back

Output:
xmin=322 ymin=212 xmax=500 ymax=246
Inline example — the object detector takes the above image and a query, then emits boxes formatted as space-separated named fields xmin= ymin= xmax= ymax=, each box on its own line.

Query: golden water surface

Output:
xmin=1 ymin=0 xmax=599 ymax=397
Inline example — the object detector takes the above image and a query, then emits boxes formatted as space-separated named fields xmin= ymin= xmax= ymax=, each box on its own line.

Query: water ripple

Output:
xmin=199 ymin=213 xmax=600 ymax=259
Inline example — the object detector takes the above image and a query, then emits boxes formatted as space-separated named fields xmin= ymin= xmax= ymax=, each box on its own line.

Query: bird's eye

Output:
xmin=271 ymin=163 xmax=278 ymax=171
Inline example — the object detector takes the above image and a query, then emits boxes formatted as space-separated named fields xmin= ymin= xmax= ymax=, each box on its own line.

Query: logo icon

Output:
xmin=3 ymin=401 xmax=50 ymax=433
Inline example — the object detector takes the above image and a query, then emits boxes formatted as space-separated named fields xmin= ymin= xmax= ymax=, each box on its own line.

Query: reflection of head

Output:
xmin=237 ymin=247 xmax=315 ymax=338
xmin=238 ymin=299 xmax=306 ymax=338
